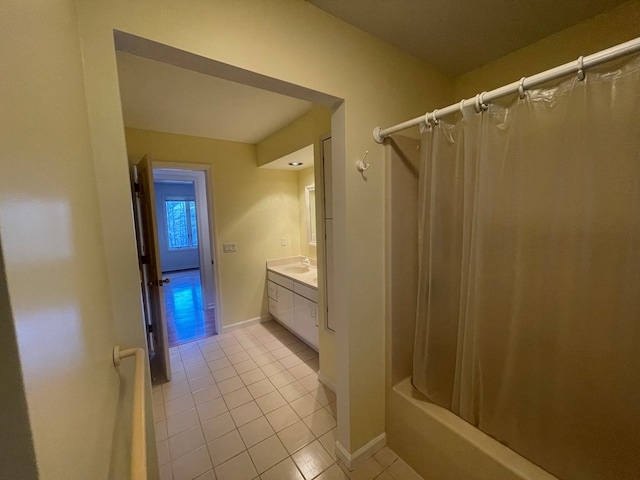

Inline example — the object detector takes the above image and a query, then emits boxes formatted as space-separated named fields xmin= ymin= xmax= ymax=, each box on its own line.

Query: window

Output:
xmin=165 ymin=198 xmax=198 ymax=249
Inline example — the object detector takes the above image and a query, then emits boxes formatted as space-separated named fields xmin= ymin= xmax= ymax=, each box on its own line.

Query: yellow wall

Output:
xmin=125 ymin=128 xmax=301 ymax=327
xmin=75 ymin=0 xmax=452 ymax=454
xmin=0 ymin=0 xmax=135 ymax=478
xmin=454 ymin=0 xmax=640 ymax=98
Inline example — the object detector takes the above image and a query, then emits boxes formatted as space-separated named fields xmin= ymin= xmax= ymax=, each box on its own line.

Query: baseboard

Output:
xmin=222 ymin=315 xmax=270 ymax=333
xmin=317 ymin=371 xmax=336 ymax=393
xmin=335 ymin=432 xmax=386 ymax=471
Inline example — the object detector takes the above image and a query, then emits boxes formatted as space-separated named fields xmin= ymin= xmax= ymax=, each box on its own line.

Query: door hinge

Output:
xmin=134 ymin=182 xmax=142 ymax=198
xmin=140 ymin=254 xmax=149 ymax=265
xmin=147 ymin=324 xmax=153 ymax=333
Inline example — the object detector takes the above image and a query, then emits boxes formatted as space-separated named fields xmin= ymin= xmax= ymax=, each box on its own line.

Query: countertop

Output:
xmin=266 ymin=256 xmax=317 ymax=289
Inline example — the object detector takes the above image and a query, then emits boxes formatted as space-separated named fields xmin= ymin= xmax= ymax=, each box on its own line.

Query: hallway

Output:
xmin=153 ymin=321 xmax=421 ymax=480
xmin=164 ymin=269 xmax=217 ymax=347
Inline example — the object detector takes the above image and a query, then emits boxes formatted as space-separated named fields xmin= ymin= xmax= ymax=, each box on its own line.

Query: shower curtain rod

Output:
xmin=373 ymin=36 xmax=640 ymax=143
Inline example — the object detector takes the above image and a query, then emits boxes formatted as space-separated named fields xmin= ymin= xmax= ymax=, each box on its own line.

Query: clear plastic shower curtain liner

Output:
xmin=412 ymin=54 xmax=640 ymax=480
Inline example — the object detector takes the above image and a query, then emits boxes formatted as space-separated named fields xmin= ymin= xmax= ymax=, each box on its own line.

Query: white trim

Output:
xmin=222 ymin=315 xmax=271 ymax=333
xmin=335 ymin=433 xmax=386 ymax=471
xmin=317 ymin=371 xmax=336 ymax=393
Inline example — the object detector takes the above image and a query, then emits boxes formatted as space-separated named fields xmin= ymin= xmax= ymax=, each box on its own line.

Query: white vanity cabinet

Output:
xmin=267 ymin=270 xmax=318 ymax=349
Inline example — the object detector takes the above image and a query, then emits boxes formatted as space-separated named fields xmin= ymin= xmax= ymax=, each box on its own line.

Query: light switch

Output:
xmin=223 ymin=242 xmax=237 ymax=253
xmin=281 ymin=237 xmax=287 ymax=246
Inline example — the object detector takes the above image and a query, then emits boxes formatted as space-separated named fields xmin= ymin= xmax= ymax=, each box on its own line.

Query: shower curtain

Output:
xmin=413 ymin=55 xmax=640 ymax=480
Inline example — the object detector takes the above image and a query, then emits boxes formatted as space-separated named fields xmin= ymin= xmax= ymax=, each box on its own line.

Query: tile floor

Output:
xmin=153 ymin=320 xmax=423 ymax=480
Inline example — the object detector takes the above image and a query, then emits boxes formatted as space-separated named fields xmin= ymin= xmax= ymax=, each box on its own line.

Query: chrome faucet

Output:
xmin=301 ymin=257 xmax=311 ymax=266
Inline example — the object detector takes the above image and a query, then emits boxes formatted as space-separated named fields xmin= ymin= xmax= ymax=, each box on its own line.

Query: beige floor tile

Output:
xmin=186 ymin=365 xmax=211 ymax=380
xmin=155 ymin=420 xmax=168 ymax=442
xmin=289 ymin=363 xmax=315 ymax=380
xmin=296 ymin=348 xmax=318 ymax=361
xmin=202 ymin=412 xmax=236 ymax=442
xmin=272 ymin=346 xmax=295 ymax=360
xmin=373 ymin=447 xmax=398 ymax=469
xmin=302 ymin=407 xmax=337 ymax=437
xmin=171 ymin=445 xmax=212 ymax=480
xmin=230 ymin=400 xmax=263 ymax=427
xmin=373 ymin=473 xmax=394 ymax=480
xmin=183 ymin=356 xmax=207 ymax=370
xmin=196 ymin=396 xmax=228 ymax=422
xmin=280 ymin=354 xmax=304 ymax=369
xmin=194 ymin=469 xmax=216 ymax=480
xmin=223 ymin=387 xmax=253 ymax=410
xmin=279 ymin=381 xmax=309 ymax=402
xmin=260 ymin=360 xmax=287 ymax=377
xmin=227 ymin=351 xmax=251 ymax=364
xmin=159 ymin=463 xmax=172 ymax=480
xmin=277 ymin=420 xmax=315 ymax=454
xmin=266 ymin=404 xmax=301 ymax=432
xmin=217 ymin=376 xmax=245 ymax=395
xmin=157 ymin=439 xmax=170 ymax=466
xmin=255 ymin=390 xmax=287 ymax=414
xmin=326 ymin=401 xmax=337 ymax=419
xmin=386 ymin=458 xmax=423 ymax=480
xmin=214 ymin=451 xmax=258 ymax=480
xmin=192 ymin=384 xmax=222 ymax=406
xmin=208 ymin=357 xmax=232 ymax=372
xmin=246 ymin=345 xmax=269 ymax=358
xmin=212 ymin=366 xmax=238 ymax=382
xmin=248 ymin=434 xmax=288 ymax=473
xmin=163 ymin=380 xmax=191 ymax=402
xmin=315 ymin=463 xmax=348 ymax=480
xmin=233 ymin=358 xmax=259 ymax=374
xmin=344 ymin=457 xmax=383 ymax=480
xmin=238 ymin=416 xmax=275 ymax=448
xmin=153 ymin=403 xmax=166 ymax=423
xmin=252 ymin=352 xmax=277 ymax=366
xmin=165 ymin=393 xmax=195 ymax=419
xmin=292 ymin=440 xmax=334 ymax=480
xmin=204 ymin=349 xmax=226 ymax=362
xmin=318 ymin=429 xmax=337 ymax=460
xmin=246 ymin=378 xmax=276 ymax=399
xmin=260 ymin=457 xmax=305 ymax=480
xmin=269 ymin=371 xmax=296 ymax=388
xmin=168 ymin=425 xmax=205 ymax=460
xmin=207 ymin=429 xmax=245 ymax=466
xmin=166 ymin=408 xmax=200 ymax=438
xmin=290 ymin=393 xmax=324 ymax=418
xmin=222 ymin=344 xmax=244 ymax=356
xmin=310 ymin=385 xmax=337 ymax=406
xmin=240 ymin=367 xmax=267 ymax=385
xmin=299 ymin=373 xmax=321 ymax=392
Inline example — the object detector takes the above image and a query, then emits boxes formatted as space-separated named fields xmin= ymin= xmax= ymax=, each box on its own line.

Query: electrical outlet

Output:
xmin=281 ymin=237 xmax=287 ymax=246
xmin=223 ymin=242 xmax=237 ymax=253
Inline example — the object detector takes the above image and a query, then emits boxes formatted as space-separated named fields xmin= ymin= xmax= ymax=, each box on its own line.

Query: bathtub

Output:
xmin=386 ymin=377 xmax=559 ymax=480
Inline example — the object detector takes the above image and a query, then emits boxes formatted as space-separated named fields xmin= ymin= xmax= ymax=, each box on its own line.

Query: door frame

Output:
xmin=153 ymin=162 xmax=221 ymax=336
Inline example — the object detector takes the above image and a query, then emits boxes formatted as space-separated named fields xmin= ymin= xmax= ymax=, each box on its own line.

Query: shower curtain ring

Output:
xmin=577 ymin=55 xmax=585 ymax=81
xmin=479 ymin=92 xmax=488 ymax=111
xmin=518 ymin=77 xmax=527 ymax=99
xmin=459 ymin=99 xmax=466 ymax=114
xmin=431 ymin=109 xmax=440 ymax=125
xmin=423 ymin=112 xmax=431 ymax=130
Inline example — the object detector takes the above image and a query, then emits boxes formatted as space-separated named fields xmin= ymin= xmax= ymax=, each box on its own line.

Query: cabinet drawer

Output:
xmin=294 ymin=282 xmax=317 ymax=302
xmin=267 ymin=281 xmax=278 ymax=300
xmin=268 ymin=297 xmax=278 ymax=316
xmin=267 ymin=270 xmax=294 ymax=289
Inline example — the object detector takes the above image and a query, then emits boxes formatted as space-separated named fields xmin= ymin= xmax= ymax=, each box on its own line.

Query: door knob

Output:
xmin=148 ymin=278 xmax=170 ymax=287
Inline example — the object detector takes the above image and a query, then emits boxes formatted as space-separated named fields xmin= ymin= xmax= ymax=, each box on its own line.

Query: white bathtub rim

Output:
xmin=394 ymin=377 xmax=558 ymax=480
xmin=335 ymin=432 xmax=386 ymax=471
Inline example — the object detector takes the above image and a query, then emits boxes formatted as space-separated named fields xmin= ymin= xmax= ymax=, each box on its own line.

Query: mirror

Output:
xmin=305 ymin=185 xmax=316 ymax=245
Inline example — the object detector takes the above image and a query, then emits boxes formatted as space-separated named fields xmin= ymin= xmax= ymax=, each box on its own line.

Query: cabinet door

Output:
xmin=294 ymin=294 xmax=318 ymax=349
xmin=277 ymin=285 xmax=295 ymax=330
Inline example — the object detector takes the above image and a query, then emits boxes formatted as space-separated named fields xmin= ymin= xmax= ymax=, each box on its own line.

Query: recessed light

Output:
xmin=289 ymin=162 xmax=303 ymax=166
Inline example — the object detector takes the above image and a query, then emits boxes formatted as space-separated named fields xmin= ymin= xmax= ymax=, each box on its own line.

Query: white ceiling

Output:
xmin=306 ymin=0 xmax=630 ymax=76
xmin=116 ymin=51 xmax=313 ymax=144
xmin=116 ymin=1 xmax=629 ymax=144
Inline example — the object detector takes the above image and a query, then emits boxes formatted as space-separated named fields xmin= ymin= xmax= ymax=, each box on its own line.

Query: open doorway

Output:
xmin=153 ymin=168 xmax=217 ymax=346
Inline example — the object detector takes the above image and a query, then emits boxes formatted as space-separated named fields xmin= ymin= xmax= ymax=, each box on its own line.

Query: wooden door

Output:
xmin=133 ymin=155 xmax=171 ymax=382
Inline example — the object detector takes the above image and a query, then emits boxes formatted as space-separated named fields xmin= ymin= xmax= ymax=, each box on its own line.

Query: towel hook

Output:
xmin=355 ymin=150 xmax=370 ymax=176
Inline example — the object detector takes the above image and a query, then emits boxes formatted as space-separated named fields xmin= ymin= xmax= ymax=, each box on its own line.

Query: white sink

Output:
xmin=282 ymin=265 xmax=310 ymax=274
